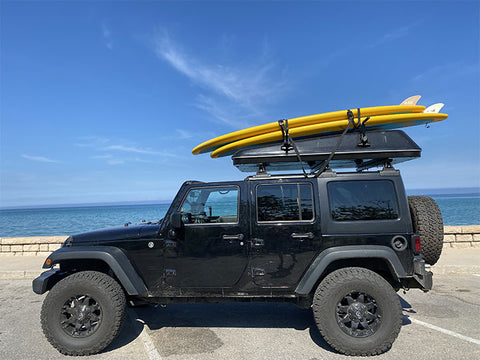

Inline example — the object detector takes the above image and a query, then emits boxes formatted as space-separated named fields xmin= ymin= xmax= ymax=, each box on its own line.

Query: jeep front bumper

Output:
xmin=32 ymin=268 xmax=62 ymax=294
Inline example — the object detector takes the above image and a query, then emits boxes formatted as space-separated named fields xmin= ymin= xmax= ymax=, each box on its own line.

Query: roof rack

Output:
xmin=231 ymin=130 xmax=421 ymax=174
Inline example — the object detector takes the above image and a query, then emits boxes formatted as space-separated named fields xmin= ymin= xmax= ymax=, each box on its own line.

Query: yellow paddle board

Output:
xmin=210 ymin=112 xmax=448 ymax=158
xmin=192 ymin=104 xmax=425 ymax=155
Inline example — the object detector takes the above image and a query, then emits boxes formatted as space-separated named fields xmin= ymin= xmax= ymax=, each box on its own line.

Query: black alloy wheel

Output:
xmin=335 ymin=291 xmax=381 ymax=338
xmin=60 ymin=294 xmax=102 ymax=338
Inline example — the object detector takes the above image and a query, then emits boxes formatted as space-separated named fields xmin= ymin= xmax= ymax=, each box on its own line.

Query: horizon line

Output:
xmin=1 ymin=186 xmax=479 ymax=211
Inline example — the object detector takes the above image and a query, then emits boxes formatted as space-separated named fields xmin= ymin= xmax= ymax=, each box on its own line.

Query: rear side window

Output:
xmin=257 ymin=183 xmax=314 ymax=222
xmin=328 ymin=181 xmax=399 ymax=221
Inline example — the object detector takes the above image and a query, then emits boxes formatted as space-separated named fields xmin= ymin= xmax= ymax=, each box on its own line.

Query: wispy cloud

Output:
xmin=175 ymin=129 xmax=194 ymax=139
xmin=77 ymin=137 xmax=159 ymax=155
xmin=78 ymin=136 xmax=179 ymax=164
xmin=153 ymin=30 xmax=285 ymax=127
xmin=76 ymin=136 xmax=110 ymax=148
xmin=104 ymin=144 xmax=160 ymax=155
xmin=132 ymin=157 xmax=157 ymax=164
xmin=413 ymin=62 xmax=478 ymax=82
xmin=102 ymin=21 xmax=113 ymax=50
xmin=194 ymin=95 xmax=249 ymax=128
xmin=369 ymin=22 xmax=420 ymax=48
xmin=21 ymin=154 xmax=59 ymax=163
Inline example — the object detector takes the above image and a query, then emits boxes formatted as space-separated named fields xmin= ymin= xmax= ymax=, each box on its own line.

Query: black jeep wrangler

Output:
xmin=33 ymin=130 xmax=444 ymax=356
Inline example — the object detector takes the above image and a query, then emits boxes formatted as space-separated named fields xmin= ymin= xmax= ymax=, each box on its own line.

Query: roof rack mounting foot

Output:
xmin=381 ymin=160 xmax=397 ymax=173
xmin=256 ymin=163 xmax=269 ymax=176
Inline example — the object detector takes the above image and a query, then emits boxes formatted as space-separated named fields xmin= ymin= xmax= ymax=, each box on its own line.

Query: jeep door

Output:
xmin=249 ymin=180 xmax=321 ymax=288
xmin=164 ymin=183 xmax=249 ymax=289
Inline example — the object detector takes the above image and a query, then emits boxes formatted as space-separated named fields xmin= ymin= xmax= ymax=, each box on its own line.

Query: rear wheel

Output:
xmin=408 ymin=195 xmax=444 ymax=265
xmin=313 ymin=267 xmax=402 ymax=356
xmin=41 ymin=271 xmax=126 ymax=355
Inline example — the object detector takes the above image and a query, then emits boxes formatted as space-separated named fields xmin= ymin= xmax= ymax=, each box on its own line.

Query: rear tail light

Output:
xmin=413 ymin=235 xmax=421 ymax=252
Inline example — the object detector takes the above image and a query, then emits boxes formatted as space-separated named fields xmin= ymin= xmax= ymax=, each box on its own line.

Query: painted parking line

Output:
xmin=410 ymin=317 xmax=480 ymax=345
xmin=473 ymin=274 xmax=480 ymax=277
xmin=127 ymin=309 xmax=163 ymax=360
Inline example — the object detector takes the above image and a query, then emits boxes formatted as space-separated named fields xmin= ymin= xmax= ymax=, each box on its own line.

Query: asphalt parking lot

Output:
xmin=0 ymin=274 xmax=479 ymax=360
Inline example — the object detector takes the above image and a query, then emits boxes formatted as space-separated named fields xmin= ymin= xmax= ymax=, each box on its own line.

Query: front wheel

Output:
xmin=313 ymin=267 xmax=402 ymax=356
xmin=41 ymin=271 xmax=126 ymax=355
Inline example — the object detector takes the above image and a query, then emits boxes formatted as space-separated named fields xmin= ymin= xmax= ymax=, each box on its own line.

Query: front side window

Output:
xmin=180 ymin=186 xmax=239 ymax=224
xmin=257 ymin=183 xmax=314 ymax=222
xmin=328 ymin=180 xmax=399 ymax=221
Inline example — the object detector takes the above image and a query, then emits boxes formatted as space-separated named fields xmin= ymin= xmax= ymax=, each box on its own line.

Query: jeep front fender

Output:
xmin=40 ymin=246 xmax=148 ymax=296
xmin=295 ymin=245 xmax=407 ymax=295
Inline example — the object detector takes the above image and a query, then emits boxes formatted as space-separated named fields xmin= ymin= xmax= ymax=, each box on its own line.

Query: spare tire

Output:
xmin=408 ymin=196 xmax=444 ymax=265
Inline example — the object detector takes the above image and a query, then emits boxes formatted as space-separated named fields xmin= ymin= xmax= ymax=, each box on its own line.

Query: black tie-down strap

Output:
xmin=314 ymin=108 xmax=371 ymax=177
xmin=277 ymin=109 xmax=371 ymax=177
xmin=355 ymin=108 xmax=370 ymax=147
xmin=278 ymin=119 xmax=307 ymax=177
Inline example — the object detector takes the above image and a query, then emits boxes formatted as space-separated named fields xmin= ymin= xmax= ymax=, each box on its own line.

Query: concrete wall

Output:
xmin=443 ymin=225 xmax=480 ymax=249
xmin=0 ymin=236 xmax=67 ymax=256
xmin=1 ymin=225 xmax=479 ymax=256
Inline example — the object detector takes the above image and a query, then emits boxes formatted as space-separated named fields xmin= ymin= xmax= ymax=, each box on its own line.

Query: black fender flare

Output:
xmin=295 ymin=245 xmax=407 ymax=295
xmin=42 ymin=246 xmax=148 ymax=296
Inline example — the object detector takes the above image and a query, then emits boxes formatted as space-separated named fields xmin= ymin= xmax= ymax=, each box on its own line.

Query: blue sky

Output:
xmin=1 ymin=1 xmax=479 ymax=207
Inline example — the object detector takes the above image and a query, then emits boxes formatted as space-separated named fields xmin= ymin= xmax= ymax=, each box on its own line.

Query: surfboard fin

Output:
xmin=424 ymin=103 xmax=445 ymax=114
xmin=400 ymin=95 xmax=421 ymax=106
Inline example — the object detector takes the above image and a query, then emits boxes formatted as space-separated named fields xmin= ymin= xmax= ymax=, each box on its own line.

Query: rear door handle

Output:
xmin=252 ymin=238 xmax=265 ymax=247
xmin=222 ymin=234 xmax=244 ymax=241
xmin=291 ymin=232 xmax=314 ymax=240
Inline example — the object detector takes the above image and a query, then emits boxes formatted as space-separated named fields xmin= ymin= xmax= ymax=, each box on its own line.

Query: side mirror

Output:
xmin=170 ymin=212 xmax=183 ymax=229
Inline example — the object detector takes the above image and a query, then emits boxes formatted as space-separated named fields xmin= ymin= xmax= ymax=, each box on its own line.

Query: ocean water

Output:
xmin=0 ymin=194 xmax=478 ymax=237
xmin=429 ymin=194 xmax=480 ymax=226
xmin=0 ymin=204 xmax=172 ymax=237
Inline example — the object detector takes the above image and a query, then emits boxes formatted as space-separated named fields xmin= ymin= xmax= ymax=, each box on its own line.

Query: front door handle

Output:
xmin=291 ymin=232 xmax=314 ymax=240
xmin=222 ymin=234 xmax=244 ymax=241
xmin=165 ymin=239 xmax=177 ymax=248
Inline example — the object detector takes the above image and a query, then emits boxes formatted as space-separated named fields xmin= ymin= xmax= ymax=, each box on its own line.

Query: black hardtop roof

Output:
xmin=187 ymin=167 xmax=401 ymax=187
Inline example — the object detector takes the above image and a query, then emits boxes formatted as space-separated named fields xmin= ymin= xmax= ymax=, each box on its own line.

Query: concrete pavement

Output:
xmin=0 ymin=249 xmax=479 ymax=359
xmin=1 ymin=274 xmax=479 ymax=360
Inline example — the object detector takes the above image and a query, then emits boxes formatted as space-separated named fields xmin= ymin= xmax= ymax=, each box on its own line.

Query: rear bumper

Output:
xmin=32 ymin=269 xmax=62 ymax=294
xmin=412 ymin=256 xmax=433 ymax=291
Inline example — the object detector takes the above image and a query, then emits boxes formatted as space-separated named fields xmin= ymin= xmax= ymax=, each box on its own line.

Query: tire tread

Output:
xmin=41 ymin=271 xmax=126 ymax=356
xmin=408 ymin=196 xmax=444 ymax=265
xmin=313 ymin=267 xmax=402 ymax=356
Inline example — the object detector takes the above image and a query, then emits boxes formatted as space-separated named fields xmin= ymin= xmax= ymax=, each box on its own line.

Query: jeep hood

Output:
xmin=67 ymin=221 xmax=162 ymax=246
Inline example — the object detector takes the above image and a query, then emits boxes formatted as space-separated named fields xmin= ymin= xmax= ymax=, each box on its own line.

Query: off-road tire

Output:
xmin=313 ymin=267 xmax=402 ymax=356
xmin=408 ymin=195 xmax=444 ymax=265
xmin=41 ymin=271 xmax=126 ymax=356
